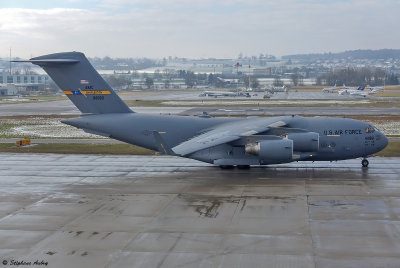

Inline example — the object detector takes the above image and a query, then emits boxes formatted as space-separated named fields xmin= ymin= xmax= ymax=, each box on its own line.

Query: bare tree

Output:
xmin=243 ymin=75 xmax=250 ymax=89
xmin=273 ymin=77 xmax=284 ymax=87
xmin=23 ymin=66 xmax=37 ymax=75
xmin=145 ymin=77 xmax=154 ymax=89
xmin=290 ymin=73 xmax=299 ymax=86
xmin=250 ymin=77 xmax=259 ymax=89
xmin=164 ymin=79 xmax=170 ymax=89
xmin=154 ymin=69 xmax=162 ymax=81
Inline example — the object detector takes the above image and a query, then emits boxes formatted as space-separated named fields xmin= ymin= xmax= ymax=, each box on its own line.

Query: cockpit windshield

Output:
xmin=365 ymin=126 xmax=375 ymax=133
xmin=365 ymin=125 xmax=380 ymax=133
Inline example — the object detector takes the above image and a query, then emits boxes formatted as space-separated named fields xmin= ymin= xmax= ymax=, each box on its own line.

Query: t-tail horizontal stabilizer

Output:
xmin=13 ymin=52 xmax=132 ymax=115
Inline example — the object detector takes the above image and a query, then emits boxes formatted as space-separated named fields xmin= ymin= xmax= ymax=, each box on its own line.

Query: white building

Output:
xmin=0 ymin=84 xmax=18 ymax=96
xmin=0 ymin=74 xmax=52 ymax=94
xmin=0 ymin=74 xmax=49 ymax=85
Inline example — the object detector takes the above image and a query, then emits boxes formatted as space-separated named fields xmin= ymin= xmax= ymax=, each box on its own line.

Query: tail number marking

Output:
xmin=93 ymin=96 xmax=104 ymax=100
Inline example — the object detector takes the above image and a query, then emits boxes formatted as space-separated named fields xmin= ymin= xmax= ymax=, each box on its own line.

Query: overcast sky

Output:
xmin=0 ymin=0 xmax=399 ymax=59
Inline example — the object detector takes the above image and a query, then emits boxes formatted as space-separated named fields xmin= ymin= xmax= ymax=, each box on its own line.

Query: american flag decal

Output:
xmin=80 ymin=80 xmax=89 ymax=84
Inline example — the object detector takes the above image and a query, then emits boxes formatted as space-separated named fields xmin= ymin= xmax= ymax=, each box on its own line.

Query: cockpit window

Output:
xmin=365 ymin=127 xmax=375 ymax=133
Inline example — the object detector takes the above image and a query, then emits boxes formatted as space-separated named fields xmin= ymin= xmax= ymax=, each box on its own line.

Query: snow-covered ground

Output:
xmin=0 ymin=117 xmax=104 ymax=138
xmin=365 ymin=120 xmax=400 ymax=136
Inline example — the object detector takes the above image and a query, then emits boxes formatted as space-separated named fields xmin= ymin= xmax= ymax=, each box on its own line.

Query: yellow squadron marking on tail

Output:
xmin=63 ymin=90 xmax=111 ymax=95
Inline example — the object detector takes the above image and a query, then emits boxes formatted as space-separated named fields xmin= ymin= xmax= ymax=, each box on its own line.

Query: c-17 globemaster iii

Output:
xmin=14 ymin=52 xmax=388 ymax=168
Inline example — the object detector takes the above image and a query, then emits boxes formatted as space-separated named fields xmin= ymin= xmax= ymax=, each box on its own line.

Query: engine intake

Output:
xmin=286 ymin=132 xmax=319 ymax=152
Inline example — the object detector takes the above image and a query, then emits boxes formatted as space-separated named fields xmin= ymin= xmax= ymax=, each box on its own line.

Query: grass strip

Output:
xmin=375 ymin=141 xmax=400 ymax=157
xmin=0 ymin=143 xmax=155 ymax=155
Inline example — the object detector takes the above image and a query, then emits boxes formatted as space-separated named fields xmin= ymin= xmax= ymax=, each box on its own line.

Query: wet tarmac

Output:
xmin=0 ymin=153 xmax=399 ymax=268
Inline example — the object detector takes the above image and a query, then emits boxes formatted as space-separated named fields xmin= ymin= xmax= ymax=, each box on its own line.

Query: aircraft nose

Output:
xmin=382 ymin=133 xmax=389 ymax=149
xmin=376 ymin=132 xmax=389 ymax=152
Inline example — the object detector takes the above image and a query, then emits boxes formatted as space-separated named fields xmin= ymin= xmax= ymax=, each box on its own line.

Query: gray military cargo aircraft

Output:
xmin=15 ymin=52 xmax=388 ymax=168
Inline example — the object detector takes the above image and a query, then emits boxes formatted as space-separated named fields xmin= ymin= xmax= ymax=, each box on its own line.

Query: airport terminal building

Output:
xmin=0 ymin=73 xmax=50 ymax=95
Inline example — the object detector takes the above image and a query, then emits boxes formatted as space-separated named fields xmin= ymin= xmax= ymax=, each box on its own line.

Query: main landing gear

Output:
xmin=361 ymin=158 xmax=369 ymax=167
xmin=219 ymin=165 xmax=250 ymax=169
xmin=237 ymin=165 xmax=251 ymax=170
xmin=219 ymin=165 xmax=234 ymax=169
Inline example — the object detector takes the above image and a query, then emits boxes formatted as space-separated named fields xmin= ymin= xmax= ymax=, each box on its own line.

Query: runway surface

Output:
xmin=0 ymin=100 xmax=190 ymax=116
xmin=0 ymin=99 xmax=398 ymax=116
xmin=182 ymin=106 xmax=400 ymax=116
xmin=0 ymin=153 xmax=399 ymax=268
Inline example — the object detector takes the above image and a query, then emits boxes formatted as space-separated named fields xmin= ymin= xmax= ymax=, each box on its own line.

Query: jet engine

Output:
xmin=245 ymin=139 xmax=293 ymax=161
xmin=285 ymin=132 xmax=319 ymax=152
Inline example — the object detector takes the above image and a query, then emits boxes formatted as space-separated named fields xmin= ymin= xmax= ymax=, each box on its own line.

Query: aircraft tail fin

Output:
xmin=14 ymin=52 xmax=132 ymax=114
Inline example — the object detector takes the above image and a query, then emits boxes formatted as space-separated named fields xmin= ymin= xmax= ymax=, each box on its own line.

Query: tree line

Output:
xmin=103 ymin=70 xmax=262 ymax=89
xmin=316 ymin=67 xmax=399 ymax=86
xmin=283 ymin=49 xmax=400 ymax=61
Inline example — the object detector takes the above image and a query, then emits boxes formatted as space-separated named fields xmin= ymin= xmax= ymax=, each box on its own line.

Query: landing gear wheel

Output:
xmin=220 ymin=165 xmax=234 ymax=169
xmin=237 ymin=165 xmax=250 ymax=170
xmin=361 ymin=159 xmax=369 ymax=167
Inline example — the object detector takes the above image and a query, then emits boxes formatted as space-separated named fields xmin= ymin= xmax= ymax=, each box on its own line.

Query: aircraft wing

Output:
xmin=172 ymin=117 xmax=287 ymax=156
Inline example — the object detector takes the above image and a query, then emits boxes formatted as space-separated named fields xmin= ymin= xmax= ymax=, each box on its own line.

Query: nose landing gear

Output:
xmin=361 ymin=158 xmax=369 ymax=167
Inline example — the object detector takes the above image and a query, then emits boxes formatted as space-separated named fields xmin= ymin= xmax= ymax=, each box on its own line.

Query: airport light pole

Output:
xmin=9 ymin=48 xmax=12 ymax=75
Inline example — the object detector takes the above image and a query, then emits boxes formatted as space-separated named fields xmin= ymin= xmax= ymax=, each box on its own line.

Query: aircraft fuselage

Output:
xmin=63 ymin=114 xmax=388 ymax=165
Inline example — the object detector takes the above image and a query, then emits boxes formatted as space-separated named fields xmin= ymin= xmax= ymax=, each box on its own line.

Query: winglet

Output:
xmin=153 ymin=131 xmax=177 ymax=156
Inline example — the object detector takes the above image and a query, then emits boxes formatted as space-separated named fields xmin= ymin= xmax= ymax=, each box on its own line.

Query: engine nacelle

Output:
xmin=245 ymin=139 xmax=293 ymax=161
xmin=286 ymin=132 xmax=319 ymax=152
